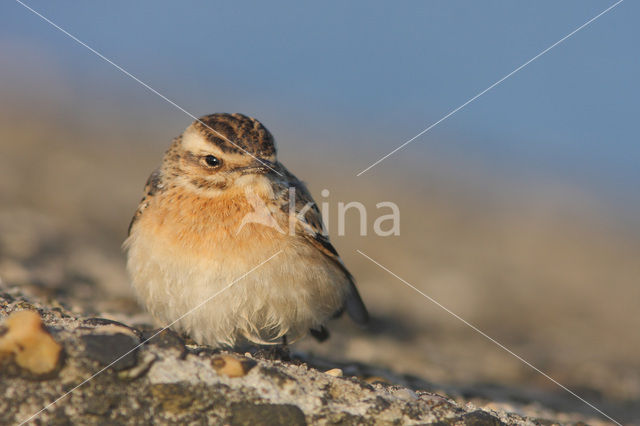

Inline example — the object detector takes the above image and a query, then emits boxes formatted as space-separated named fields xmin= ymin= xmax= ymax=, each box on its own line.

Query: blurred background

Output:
xmin=1 ymin=1 xmax=638 ymax=422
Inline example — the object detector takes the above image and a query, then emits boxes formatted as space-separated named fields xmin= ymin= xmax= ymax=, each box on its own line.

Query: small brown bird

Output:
xmin=124 ymin=113 xmax=368 ymax=347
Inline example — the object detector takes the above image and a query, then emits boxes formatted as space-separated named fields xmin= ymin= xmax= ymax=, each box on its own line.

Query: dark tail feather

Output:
xmin=345 ymin=279 xmax=369 ymax=325
xmin=309 ymin=326 xmax=330 ymax=342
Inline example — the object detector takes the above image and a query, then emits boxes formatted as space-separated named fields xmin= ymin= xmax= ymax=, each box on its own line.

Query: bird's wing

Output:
xmin=275 ymin=166 xmax=369 ymax=325
xmin=127 ymin=168 xmax=163 ymax=236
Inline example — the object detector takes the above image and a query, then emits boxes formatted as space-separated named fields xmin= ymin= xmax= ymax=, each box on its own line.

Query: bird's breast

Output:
xmin=130 ymin=187 xmax=287 ymax=262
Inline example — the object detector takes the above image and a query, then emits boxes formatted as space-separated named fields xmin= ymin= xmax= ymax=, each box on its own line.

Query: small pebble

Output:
xmin=364 ymin=376 xmax=390 ymax=384
xmin=211 ymin=354 xmax=256 ymax=378
xmin=0 ymin=310 xmax=62 ymax=374
xmin=325 ymin=368 xmax=343 ymax=377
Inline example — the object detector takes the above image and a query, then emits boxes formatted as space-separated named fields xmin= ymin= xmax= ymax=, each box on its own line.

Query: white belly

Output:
xmin=125 ymin=225 xmax=348 ymax=347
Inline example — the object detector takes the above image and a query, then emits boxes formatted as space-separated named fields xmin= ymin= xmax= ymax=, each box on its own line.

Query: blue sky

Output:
xmin=2 ymin=1 xmax=638 ymax=206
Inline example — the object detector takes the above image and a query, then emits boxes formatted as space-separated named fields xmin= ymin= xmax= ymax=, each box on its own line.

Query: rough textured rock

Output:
xmin=0 ymin=288 xmax=610 ymax=425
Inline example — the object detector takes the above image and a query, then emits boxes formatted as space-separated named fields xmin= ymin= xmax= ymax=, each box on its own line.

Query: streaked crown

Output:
xmin=191 ymin=113 xmax=276 ymax=159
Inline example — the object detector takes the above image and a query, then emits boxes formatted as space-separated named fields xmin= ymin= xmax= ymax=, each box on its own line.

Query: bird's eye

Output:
xmin=203 ymin=155 xmax=221 ymax=168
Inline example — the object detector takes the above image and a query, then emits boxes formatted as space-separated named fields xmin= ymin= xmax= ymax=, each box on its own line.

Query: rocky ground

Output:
xmin=0 ymin=204 xmax=636 ymax=425
xmin=2 ymin=112 xmax=638 ymax=424
xmin=0 ymin=287 xmax=613 ymax=426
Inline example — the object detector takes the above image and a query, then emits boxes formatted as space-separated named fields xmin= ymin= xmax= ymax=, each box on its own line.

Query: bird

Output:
xmin=124 ymin=113 xmax=368 ymax=348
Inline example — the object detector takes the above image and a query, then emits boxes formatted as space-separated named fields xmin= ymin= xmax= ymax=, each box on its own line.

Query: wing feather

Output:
xmin=275 ymin=166 xmax=369 ymax=325
xmin=127 ymin=168 xmax=162 ymax=236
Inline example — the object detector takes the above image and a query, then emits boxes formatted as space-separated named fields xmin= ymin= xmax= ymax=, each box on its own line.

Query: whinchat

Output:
xmin=124 ymin=113 xmax=368 ymax=347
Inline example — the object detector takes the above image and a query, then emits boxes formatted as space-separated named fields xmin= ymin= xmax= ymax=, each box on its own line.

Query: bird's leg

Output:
xmin=249 ymin=335 xmax=290 ymax=361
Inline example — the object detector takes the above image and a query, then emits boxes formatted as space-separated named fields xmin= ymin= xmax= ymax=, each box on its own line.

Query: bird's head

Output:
xmin=163 ymin=113 xmax=278 ymax=196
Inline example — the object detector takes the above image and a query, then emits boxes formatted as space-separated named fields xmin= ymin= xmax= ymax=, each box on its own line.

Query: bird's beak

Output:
xmin=237 ymin=159 xmax=275 ymax=175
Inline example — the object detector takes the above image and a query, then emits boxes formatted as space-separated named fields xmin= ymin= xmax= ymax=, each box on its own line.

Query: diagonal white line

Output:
xmin=14 ymin=0 xmax=283 ymax=176
xmin=18 ymin=250 xmax=283 ymax=426
xmin=356 ymin=0 xmax=625 ymax=176
xmin=356 ymin=249 xmax=621 ymax=426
